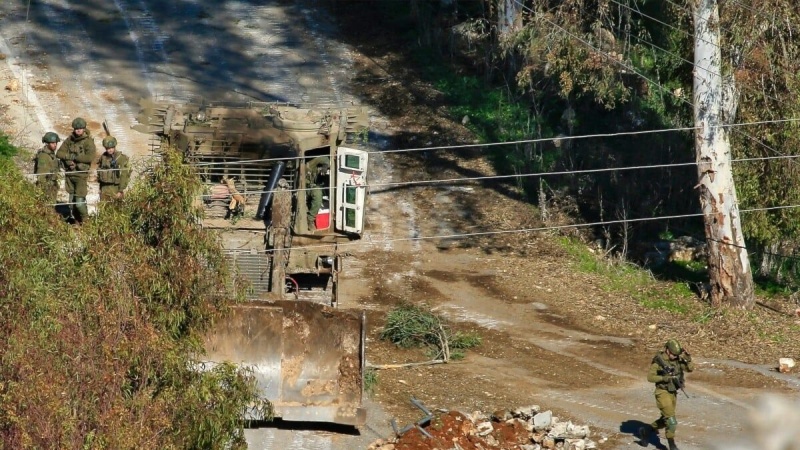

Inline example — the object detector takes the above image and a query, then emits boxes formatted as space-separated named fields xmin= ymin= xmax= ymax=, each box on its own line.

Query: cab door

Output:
xmin=335 ymin=147 xmax=368 ymax=235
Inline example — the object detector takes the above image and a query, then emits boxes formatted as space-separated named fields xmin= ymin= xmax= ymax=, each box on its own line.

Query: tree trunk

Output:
xmin=497 ymin=0 xmax=521 ymax=36
xmin=693 ymin=0 xmax=754 ymax=308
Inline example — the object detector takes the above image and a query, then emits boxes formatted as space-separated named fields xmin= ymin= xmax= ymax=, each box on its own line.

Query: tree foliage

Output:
xmin=393 ymin=0 xmax=800 ymax=283
xmin=0 ymin=145 xmax=270 ymax=449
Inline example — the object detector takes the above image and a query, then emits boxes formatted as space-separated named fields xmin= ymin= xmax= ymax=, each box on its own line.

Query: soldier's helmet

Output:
xmin=72 ymin=117 xmax=87 ymax=129
xmin=42 ymin=132 xmax=61 ymax=144
xmin=102 ymin=136 xmax=118 ymax=148
xmin=665 ymin=339 xmax=683 ymax=355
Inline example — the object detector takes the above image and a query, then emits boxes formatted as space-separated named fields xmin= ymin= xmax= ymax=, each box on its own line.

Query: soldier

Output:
xmin=56 ymin=117 xmax=97 ymax=223
xmin=97 ymin=136 xmax=130 ymax=201
xmin=305 ymin=155 xmax=330 ymax=231
xmin=34 ymin=132 xmax=61 ymax=202
xmin=639 ymin=339 xmax=695 ymax=450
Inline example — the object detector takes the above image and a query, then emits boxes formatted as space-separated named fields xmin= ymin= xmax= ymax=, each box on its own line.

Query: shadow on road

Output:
xmin=620 ymin=420 xmax=667 ymax=450
xmin=246 ymin=418 xmax=362 ymax=436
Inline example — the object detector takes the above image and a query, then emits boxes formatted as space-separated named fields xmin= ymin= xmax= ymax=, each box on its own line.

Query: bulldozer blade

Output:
xmin=203 ymin=301 xmax=366 ymax=427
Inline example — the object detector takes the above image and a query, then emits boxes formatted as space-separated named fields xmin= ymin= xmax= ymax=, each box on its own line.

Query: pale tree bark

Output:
xmin=497 ymin=0 xmax=521 ymax=36
xmin=693 ymin=0 xmax=754 ymax=308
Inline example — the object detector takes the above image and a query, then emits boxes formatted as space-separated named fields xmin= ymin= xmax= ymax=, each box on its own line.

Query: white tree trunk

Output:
xmin=497 ymin=0 xmax=521 ymax=36
xmin=693 ymin=0 xmax=754 ymax=308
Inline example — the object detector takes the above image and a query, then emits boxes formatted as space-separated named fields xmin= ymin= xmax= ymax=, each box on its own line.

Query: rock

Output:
xmin=542 ymin=435 xmax=556 ymax=449
xmin=565 ymin=439 xmax=586 ymax=450
xmin=548 ymin=421 xmax=568 ymax=438
xmin=367 ymin=439 xmax=384 ymax=450
xmin=5 ymin=79 xmax=19 ymax=92
xmin=779 ymin=358 xmax=795 ymax=373
xmin=512 ymin=405 xmax=540 ymax=419
xmin=476 ymin=421 xmax=493 ymax=436
xmin=521 ymin=445 xmax=541 ymax=450
xmin=485 ymin=434 xmax=499 ymax=446
xmin=492 ymin=409 xmax=512 ymax=421
xmin=533 ymin=410 xmax=553 ymax=429
xmin=565 ymin=421 xmax=590 ymax=438
xmin=459 ymin=418 xmax=475 ymax=435
xmin=584 ymin=439 xmax=598 ymax=449
xmin=470 ymin=410 xmax=488 ymax=423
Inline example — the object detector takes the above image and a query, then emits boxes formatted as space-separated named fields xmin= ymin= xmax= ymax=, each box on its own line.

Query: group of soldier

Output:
xmin=33 ymin=117 xmax=131 ymax=224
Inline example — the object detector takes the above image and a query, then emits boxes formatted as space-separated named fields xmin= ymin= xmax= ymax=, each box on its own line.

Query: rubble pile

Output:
xmin=369 ymin=406 xmax=601 ymax=450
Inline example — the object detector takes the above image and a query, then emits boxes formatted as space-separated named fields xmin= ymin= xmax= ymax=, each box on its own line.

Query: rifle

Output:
xmin=655 ymin=354 xmax=689 ymax=398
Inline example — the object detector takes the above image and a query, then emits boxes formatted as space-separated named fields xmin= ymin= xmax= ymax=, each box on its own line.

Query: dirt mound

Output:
xmin=370 ymin=408 xmax=598 ymax=450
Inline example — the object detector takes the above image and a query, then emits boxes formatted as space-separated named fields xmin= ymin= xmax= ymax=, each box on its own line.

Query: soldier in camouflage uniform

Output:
xmin=34 ymin=132 xmax=61 ymax=203
xmin=639 ymin=339 xmax=695 ymax=450
xmin=56 ymin=117 xmax=97 ymax=223
xmin=305 ymin=155 xmax=330 ymax=231
xmin=97 ymin=136 xmax=130 ymax=201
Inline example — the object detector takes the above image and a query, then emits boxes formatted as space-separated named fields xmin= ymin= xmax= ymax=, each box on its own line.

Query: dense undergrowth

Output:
xmin=0 ymin=144 xmax=269 ymax=449
xmin=347 ymin=1 xmax=800 ymax=293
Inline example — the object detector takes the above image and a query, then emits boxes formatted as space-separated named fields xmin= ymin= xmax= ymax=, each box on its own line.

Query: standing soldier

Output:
xmin=34 ymin=132 xmax=61 ymax=203
xmin=56 ymin=117 xmax=97 ymax=223
xmin=305 ymin=155 xmax=330 ymax=231
xmin=97 ymin=136 xmax=130 ymax=201
xmin=639 ymin=339 xmax=695 ymax=450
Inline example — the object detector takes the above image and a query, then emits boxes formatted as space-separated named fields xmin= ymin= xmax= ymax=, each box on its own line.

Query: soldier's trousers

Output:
xmin=65 ymin=175 xmax=89 ymax=220
xmin=37 ymin=180 xmax=58 ymax=204
xmin=100 ymin=183 xmax=121 ymax=202
xmin=307 ymin=186 xmax=323 ymax=225
xmin=651 ymin=389 xmax=678 ymax=439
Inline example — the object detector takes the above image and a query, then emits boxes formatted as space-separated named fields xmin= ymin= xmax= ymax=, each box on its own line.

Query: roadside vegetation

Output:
xmin=0 ymin=141 xmax=269 ymax=449
xmin=379 ymin=303 xmax=482 ymax=363
xmin=345 ymin=1 xmax=800 ymax=302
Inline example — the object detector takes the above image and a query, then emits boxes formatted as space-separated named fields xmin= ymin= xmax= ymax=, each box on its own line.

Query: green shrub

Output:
xmin=380 ymin=303 xmax=480 ymax=361
xmin=0 ymin=148 xmax=267 ymax=449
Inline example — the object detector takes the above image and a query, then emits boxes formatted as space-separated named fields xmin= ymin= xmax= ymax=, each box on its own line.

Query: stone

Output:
xmin=5 ymin=79 xmax=19 ymax=92
xmin=779 ymin=358 xmax=795 ymax=373
xmin=541 ymin=435 xmax=556 ymax=449
xmin=476 ymin=421 xmax=494 ymax=436
xmin=492 ymin=409 xmax=512 ymax=421
xmin=548 ymin=422 xmax=568 ymax=438
xmin=485 ymin=434 xmax=499 ymax=446
xmin=565 ymin=439 xmax=586 ymax=450
xmin=565 ymin=421 xmax=590 ymax=438
xmin=533 ymin=410 xmax=553 ymax=429
xmin=512 ymin=405 xmax=540 ymax=419
xmin=520 ymin=445 xmax=541 ymax=450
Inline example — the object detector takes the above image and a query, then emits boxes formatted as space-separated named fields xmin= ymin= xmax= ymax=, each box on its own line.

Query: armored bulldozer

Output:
xmin=135 ymin=99 xmax=370 ymax=426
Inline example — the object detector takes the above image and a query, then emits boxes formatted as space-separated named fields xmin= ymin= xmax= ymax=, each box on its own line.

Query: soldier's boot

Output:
xmin=667 ymin=438 xmax=679 ymax=450
xmin=307 ymin=218 xmax=317 ymax=233
xmin=637 ymin=426 xmax=650 ymax=442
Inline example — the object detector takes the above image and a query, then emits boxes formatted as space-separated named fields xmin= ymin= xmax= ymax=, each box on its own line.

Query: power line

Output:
xmin=222 ymin=203 xmax=800 ymax=255
xmin=40 ymin=152 xmax=800 ymax=207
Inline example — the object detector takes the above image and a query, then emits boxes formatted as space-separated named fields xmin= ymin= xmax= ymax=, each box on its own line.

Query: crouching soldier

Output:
xmin=97 ymin=136 xmax=130 ymax=201
xmin=56 ymin=117 xmax=96 ymax=223
xmin=34 ymin=132 xmax=61 ymax=203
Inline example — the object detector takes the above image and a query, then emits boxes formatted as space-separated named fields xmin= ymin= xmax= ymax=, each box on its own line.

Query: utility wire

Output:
xmin=41 ymin=152 xmax=800 ymax=207
xmin=221 ymin=203 xmax=800 ymax=255
xmin=41 ymin=115 xmax=797 ymax=174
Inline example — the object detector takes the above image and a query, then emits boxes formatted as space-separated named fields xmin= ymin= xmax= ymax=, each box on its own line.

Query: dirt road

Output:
xmin=2 ymin=1 xmax=799 ymax=449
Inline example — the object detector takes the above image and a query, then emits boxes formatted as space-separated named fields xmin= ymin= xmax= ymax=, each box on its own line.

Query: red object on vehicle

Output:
xmin=315 ymin=209 xmax=330 ymax=229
